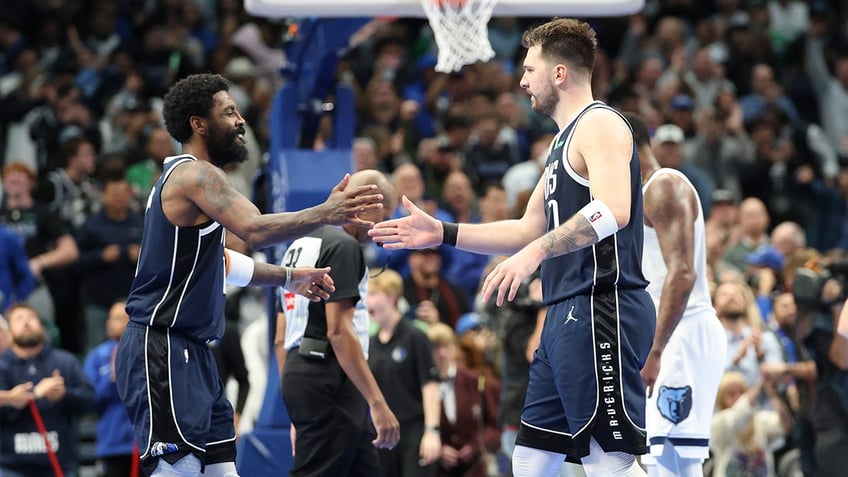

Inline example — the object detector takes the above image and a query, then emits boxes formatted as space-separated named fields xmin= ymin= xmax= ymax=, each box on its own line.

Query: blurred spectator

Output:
xmin=769 ymin=221 xmax=805 ymax=261
xmin=404 ymin=247 xmax=469 ymax=329
xmin=82 ymin=300 xmax=142 ymax=477
xmin=804 ymin=15 xmax=848 ymax=161
xmin=420 ymin=134 xmax=463 ymax=202
xmin=706 ymin=222 xmax=745 ymax=288
xmin=352 ymin=136 xmax=382 ymax=172
xmin=665 ymin=93 xmax=697 ymax=138
xmin=426 ymin=323 xmax=500 ymax=477
xmin=0 ymin=223 xmax=35 ymax=312
xmin=706 ymin=190 xmax=740 ymax=238
xmin=806 ymin=291 xmax=848 ymax=475
xmin=0 ymin=303 xmax=94 ymax=477
xmin=714 ymin=281 xmax=784 ymax=386
xmin=439 ymin=170 xmax=478 ymax=225
xmin=800 ymin=164 xmax=848 ymax=253
xmin=681 ymin=47 xmax=736 ymax=111
xmin=0 ymin=162 xmax=78 ymax=345
xmin=689 ymin=103 xmax=755 ymax=202
xmin=739 ymin=112 xmax=811 ymax=227
xmin=489 ymin=265 xmax=543 ymax=463
xmin=368 ymin=268 xmax=441 ymax=476
xmin=36 ymin=136 xmax=101 ymax=230
xmin=125 ymin=125 xmax=172 ymax=201
xmin=722 ymin=197 xmax=770 ymax=274
xmin=34 ymin=136 xmax=102 ymax=352
xmin=501 ymin=133 xmax=552 ymax=213
xmin=74 ymin=176 xmax=142 ymax=352
xmin=762 ymin=291 xmax=818 ymax=476
xmin=463 ymin=113 xmax=516 ymax=192
xmin=739 ymin=63 xmax=800 ymax=124
xmin=439 ymin=171 xmax=489 ymax=305
xmin=709 ymin=371 xmax=792 ymax=477
xmin=652 ymin=123 xmax=715 ymax=215
xmin=455 ymin=310 xmax=500 ymax=388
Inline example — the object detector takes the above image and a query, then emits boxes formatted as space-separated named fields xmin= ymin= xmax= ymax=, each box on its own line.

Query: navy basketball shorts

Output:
xmin=515 ymin=288 xmax=655 ymax=460
xmin=115 ymin=322 xmax=236 ymax=473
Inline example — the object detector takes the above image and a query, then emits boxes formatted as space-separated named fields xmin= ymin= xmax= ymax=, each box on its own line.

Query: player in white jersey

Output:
xmin=624 ymin=114 xmax=727 ymax=477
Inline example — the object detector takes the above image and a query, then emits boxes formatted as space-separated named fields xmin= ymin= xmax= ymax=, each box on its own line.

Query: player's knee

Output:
xmin=581 ymin=439 xmax=645 ymax=477
xmin=150 ymin=454 xmax=202 ymax=477
xmin=204 ymin=462 xmax=239 ymax=477
xmin=512 ymin=444 xmax=565 ymax=477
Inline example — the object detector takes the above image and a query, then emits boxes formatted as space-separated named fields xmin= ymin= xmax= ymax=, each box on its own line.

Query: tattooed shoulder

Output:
xmin=193 ymin=163 xmax=236 ymax=212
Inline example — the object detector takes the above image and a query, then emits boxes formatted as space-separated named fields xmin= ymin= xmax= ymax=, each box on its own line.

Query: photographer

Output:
xmin=796 ymin=259 xmax=848 ymax=476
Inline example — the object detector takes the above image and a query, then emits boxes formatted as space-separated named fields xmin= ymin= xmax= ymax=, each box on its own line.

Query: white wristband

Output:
xmin=577 ymin=198 xmax=619 ymax=241
xmin=284 ymin=266 xmax=292 ymax=290
xmin=224 ymin=249 xmax=255 ymax=287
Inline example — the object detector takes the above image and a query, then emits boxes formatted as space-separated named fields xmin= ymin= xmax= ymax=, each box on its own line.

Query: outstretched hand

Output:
xmin=289 ymin=267 xmax=335 ymax=302
xmin=368 ymin=195 xmax=442 ymax=249
xmin=322 ymin=174 xmax=384 ymax=228
xmin=480 ymin=246 xmax=543 ymax=306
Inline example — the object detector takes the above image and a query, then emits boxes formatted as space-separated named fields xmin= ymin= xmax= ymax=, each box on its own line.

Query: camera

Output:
xmin=792 ymin=260 xmax=848 ymax=311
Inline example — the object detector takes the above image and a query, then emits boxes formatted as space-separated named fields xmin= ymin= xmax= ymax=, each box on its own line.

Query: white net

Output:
xmin=421 ymin=0 xmax=498 ymax=73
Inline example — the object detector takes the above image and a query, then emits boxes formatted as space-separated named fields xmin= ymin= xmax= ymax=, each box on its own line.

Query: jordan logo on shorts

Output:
xmin=565 ymin=306 xmax=578 ymax=324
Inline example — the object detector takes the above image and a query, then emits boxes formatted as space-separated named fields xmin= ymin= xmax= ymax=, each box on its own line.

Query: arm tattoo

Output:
xmin=196 ymin=166 xmax=236 ymax=213
xmin=541 ymin=215 xmax=599 ymax=259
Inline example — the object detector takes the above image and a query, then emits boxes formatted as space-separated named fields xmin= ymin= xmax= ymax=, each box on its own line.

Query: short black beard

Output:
xmin=207 ymin=127 xmax=248 ymax=168
xmin=13 ymin=333 xmax=44 ymax=348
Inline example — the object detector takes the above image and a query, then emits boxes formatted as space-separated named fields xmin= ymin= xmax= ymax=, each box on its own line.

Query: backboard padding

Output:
xmin=245 ymin=0 xmax=644 ymax=18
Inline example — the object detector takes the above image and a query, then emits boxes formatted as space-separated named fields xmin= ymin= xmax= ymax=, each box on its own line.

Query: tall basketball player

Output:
xmin=114 ymin=73 xmax=385 ymax=477
xmin=370 ymin=18 xmax=654 ymax=477
xmin=624 ymin=112 xmax=726 ymax=477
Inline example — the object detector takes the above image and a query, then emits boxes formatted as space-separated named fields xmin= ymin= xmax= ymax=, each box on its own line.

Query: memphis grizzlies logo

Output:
xmin=657 ymin=385 xmax=692 ymax=424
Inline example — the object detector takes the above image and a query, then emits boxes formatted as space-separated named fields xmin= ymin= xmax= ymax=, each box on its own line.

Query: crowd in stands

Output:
xmin=1 ymin=0 xmax=848 ymax=476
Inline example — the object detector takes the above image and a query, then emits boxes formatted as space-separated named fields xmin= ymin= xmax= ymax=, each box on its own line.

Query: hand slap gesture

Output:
xmin=323 ymin=174 xmax=385 ymax=228
xmin=368 ymin=195 xmax=442 ymax=250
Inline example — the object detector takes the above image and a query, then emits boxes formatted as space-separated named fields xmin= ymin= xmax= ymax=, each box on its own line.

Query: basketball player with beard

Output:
xmin=114 ymin=74 xmax=386 ymax=477
xmin=371 ymin=19 xmax=654 ymax=477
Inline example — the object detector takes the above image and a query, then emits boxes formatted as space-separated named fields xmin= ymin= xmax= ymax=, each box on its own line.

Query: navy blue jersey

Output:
xmin=540 ymin=102 xmax=648 ymax=304
xmin=126 ymin=155 xmax=226 ymax=343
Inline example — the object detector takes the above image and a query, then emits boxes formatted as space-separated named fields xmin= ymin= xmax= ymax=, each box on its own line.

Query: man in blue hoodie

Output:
xmin=83 ymin=300 xmax=142 ymax=477
xmin=0 ymin=303 xmax=94 ymax=477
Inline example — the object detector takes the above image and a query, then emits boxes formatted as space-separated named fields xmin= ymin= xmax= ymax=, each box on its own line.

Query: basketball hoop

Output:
xmin=421 ymin=0 xmax=497 ymax=73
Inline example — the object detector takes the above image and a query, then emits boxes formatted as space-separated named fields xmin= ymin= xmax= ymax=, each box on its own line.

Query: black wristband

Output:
xmin=441 ymin=221 xmax=458 ymax=247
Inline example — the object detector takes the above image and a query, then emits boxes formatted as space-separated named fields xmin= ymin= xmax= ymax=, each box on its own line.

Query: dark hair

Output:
xmin=622 ymin=112 xmax=650 ymax=149
xmin=57 ymin=136 xmax=91 ymax=168
xmin=162 ymin=74 xmax=231 ymax=144
xmin=521 ymin=18 xmax=597 ymax=75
